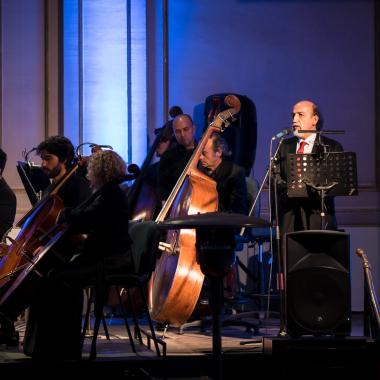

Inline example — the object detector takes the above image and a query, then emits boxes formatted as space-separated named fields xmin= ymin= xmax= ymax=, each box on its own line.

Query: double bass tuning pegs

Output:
xmin=220 ymin=120 xmax=230 ymax=132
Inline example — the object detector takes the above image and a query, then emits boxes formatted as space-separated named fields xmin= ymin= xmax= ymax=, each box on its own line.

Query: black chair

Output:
xmin=81 ymin=220 xmax=165 ymax=360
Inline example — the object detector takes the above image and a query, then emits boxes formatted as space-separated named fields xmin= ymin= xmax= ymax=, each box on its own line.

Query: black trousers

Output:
xmin=23 ymin=252 xmax=133 ymax=360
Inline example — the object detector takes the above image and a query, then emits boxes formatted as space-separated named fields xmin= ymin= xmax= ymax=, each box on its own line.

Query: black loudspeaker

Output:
xmin=285 ymin=230 xmax=351 ymax=336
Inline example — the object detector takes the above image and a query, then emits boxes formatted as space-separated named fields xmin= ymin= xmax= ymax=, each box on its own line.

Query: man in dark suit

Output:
xmin=157 ymin=114 xmax=197 ymax=202
xmin=274 ymin=100 xmax=343 ymax=235
xmin=199 ymin=132 xmax=248 ymax=300
xmin=199 ymin=133 xmax=248 ymax=215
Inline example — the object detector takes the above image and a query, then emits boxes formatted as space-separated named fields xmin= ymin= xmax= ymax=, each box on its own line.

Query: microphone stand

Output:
xmin=268 ymin=137 xmax=287 ymax=335
xmin=240 ymin=136 xmax=287 ymax=334
xmin=298 ymin=129 xmax=344 ymax=230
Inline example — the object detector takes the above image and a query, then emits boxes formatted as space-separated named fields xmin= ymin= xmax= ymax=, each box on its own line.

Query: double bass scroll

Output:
xmin=150 ymin=95 xmax=241 ymax=327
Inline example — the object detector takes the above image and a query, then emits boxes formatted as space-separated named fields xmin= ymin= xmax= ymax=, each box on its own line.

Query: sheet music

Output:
xmin=286 ymin=152 xmax=358 ymax=198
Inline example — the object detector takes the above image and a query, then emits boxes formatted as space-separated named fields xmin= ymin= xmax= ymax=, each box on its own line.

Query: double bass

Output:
xmin=150 ymin=95 xmax=241 ymax=326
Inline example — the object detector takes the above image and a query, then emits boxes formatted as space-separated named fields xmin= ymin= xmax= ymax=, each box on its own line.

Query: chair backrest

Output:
xmin=245 ymin=177 xmax=260 ymax=217
xmin=128 ymin=220 xmax=160 ymax=275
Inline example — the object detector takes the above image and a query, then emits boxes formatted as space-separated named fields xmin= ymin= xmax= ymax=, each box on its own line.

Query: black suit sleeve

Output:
xmin=0 ymin=180 xmax=17 ymax=240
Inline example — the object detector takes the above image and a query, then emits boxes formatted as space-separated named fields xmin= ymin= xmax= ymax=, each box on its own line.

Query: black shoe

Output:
xmin=0 ymin=331 xmax=19 ymax=346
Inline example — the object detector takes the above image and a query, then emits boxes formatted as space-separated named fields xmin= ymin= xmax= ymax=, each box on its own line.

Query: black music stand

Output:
xmin=286 ymin=151 xmax=358 ymax=229
xmin=159 ymin=212 xmax=270 ymax=380
xmin=17 ymin=161 xmax=50 ymax=206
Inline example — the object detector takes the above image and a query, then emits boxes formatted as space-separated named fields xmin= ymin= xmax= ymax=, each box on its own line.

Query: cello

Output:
xmin=0 ymin=147 xmax=139 ymax=319
xmin=127 ymin=129 xmax=168 ymax=221
xmin=128 ymin=106 xmax=181 ymax=221
xmin=150 ymin=95 xmax=241 ymax=326
xmin=0 ymin=164 xmax=83 ymax=318
xmin=0 ymin=164 xmax=79 ymax=286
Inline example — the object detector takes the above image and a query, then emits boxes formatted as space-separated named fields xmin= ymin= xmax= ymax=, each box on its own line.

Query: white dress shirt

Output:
xmin=297 ymin=133 xmax=317 ymax=154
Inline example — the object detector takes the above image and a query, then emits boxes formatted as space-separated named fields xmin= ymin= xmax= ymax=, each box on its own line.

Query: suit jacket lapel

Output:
xmin=289 ymin=138 xmax=297 ymax=154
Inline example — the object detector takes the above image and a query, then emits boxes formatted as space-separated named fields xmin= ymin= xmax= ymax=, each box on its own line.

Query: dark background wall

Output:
xmin=148 ymin=0 xmax=379 ymax=228
xmin=146 ymin=0 xmax=380 ymax=310
xmin=0 ymin=0 xmax=378 ymax=311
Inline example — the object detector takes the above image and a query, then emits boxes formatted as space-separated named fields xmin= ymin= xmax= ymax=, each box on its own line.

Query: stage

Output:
xmin=0 ymin=312 xmax=379 ymax=379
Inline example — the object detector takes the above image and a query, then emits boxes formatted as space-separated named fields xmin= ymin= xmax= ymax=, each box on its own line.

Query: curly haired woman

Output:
xmin=23 ymin=149 xmax=133 ymax=361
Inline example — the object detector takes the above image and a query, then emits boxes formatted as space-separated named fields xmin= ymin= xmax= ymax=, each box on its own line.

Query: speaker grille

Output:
xmin=286 ymin=230 xmax=351 ymax=336
xmin=287 ymin=267 xmax=350 ymax=333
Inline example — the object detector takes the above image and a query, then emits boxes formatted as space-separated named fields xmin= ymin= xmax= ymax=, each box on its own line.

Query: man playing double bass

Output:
xmin=158 ymin=114 xmax=248 ymax=215
xmin=199 ymin=133 xmax=248 ymax=215
xmin=0 ymin=136 xmax=91 ymax=347
xmin=155 ymin=123 xmax=248 ymax=324
xmin=199 ymin=133 xmax=248 ymax=301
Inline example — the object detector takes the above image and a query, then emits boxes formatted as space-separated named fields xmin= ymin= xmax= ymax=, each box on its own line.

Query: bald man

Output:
xmin=157 ymin=114 xmax=197 ymax=202
xmin=275 ymin=100 xmax=343 ymax=234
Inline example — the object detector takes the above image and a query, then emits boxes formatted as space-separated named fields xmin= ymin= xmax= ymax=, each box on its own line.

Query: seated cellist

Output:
xmin=23 ymin=149 xmax=134 ymax=360
xmin=0 ymin=136 xmax=91 ymax=347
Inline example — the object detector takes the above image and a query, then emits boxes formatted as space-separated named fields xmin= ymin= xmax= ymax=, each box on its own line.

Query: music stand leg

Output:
xmin=208 ymin=276 xmax=223 ymax=380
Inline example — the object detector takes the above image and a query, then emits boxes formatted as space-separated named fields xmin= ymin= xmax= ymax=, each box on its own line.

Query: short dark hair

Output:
xmin=312 ymin=103 xmax=324 ymax=130
xmin=0 ymin=148 xmax=7 ymax=174
xmin=36 ymin=136 xmax=75 ymax=166
xmin=169 ymin=105 xmax=183 ymax=118
xmin=210 ymin=133 xmax=231 ymax=158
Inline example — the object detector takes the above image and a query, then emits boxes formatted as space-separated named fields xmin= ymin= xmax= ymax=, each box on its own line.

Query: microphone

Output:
xmin=272 ymin=128 xmax=292 ymax=140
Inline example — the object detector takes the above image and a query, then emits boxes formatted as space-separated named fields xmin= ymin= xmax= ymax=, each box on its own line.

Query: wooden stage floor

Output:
xmin=0 ymin=313 xmax=379 ymax=379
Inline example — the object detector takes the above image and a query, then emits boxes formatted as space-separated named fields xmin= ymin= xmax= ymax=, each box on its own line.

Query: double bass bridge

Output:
xmin=158 ymin=241 xmax=179 ymax=255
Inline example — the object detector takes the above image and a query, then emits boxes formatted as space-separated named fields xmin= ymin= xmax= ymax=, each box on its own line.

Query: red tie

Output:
xmin=297 ymin=141 xmax=307 ymax=154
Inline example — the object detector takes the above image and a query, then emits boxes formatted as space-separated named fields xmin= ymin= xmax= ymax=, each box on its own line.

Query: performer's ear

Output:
xmin=312 ymin=114 xmax=319 ymax=127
